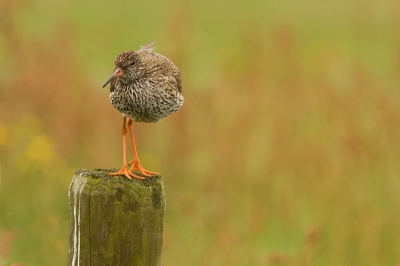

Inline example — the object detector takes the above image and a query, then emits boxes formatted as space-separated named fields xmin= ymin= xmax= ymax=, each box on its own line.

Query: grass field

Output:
xmin=1 ymin=0 xmax=400 ymax=265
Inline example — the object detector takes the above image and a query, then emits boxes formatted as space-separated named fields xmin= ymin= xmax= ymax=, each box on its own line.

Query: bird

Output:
xmin=102 ymin=40 xmax=184 ymax=180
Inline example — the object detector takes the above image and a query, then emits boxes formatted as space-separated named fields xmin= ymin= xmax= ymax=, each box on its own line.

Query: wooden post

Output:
xmin=68 ymin=169 xmax=165 ymax=266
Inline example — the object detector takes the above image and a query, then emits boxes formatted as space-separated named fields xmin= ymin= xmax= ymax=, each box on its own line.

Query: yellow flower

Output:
xmin=26 ymin=135 xmax=54 ymax=162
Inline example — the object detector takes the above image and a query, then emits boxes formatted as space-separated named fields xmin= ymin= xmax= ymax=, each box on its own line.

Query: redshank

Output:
xmin=102 ymin=41 xmax=184 ymax=180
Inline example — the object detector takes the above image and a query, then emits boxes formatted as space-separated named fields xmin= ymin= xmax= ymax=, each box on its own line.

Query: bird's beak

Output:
xmin=102 ymin=67 xmax=123 ymax=88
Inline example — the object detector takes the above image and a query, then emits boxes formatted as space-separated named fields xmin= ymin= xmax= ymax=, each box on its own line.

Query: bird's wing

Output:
xmin=173 ymin=70 xmax=182 ymax=93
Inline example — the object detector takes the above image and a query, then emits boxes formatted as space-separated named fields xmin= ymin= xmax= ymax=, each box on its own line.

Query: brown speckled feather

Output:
xmin=109 ymin=41 xmax=184 ymax=123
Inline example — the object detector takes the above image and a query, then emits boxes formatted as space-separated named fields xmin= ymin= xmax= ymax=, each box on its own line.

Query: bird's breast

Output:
xmin=109 ymin=83 xmax=184 ymax=123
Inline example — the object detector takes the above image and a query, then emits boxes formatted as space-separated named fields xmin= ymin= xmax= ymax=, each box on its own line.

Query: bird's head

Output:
xmin=102 ymin=50 xmax=141 ymax=88
xmin=102 ymin=41 xmax=155 ymax=88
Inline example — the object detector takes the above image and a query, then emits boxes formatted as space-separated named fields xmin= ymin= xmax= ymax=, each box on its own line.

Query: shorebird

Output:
xmin=102 ymin=41 xmax=184 ymax=180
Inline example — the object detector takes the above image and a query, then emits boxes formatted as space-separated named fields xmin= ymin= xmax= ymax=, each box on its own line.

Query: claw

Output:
xmin=128 ymin=159 xmax=159 ymax=177
xmin=109 ymin=165 xmax=145 ymax=180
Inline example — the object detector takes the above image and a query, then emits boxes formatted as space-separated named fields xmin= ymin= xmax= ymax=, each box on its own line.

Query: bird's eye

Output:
xmin=130 ymin=62 xmax=135 ymax=66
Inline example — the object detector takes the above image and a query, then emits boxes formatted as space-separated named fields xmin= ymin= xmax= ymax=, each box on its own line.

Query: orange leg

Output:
xmin=109 ymin=117 xmax=145 ymax=180
xmin=127 ymin=118 xmax=159 ymax=177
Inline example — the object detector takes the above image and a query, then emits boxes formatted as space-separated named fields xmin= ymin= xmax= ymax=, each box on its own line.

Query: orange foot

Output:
xmin=128 ymin=159 xmax=159 ymax=178
xmin=109 ymin=164 xmax=145 ymax=180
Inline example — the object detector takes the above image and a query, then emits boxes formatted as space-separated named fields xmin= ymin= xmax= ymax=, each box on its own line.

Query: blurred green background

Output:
xmin=1 ymin=0 xmax=400 ymax=265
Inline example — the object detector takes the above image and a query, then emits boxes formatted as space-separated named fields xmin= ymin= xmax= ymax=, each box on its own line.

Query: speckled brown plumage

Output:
xmin=107 ymin=41 xmax=184 ymax=123
xmin=102 ymin=40 xmax=184 ymax=180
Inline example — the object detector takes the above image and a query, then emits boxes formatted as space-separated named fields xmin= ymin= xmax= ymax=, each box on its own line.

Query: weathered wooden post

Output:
xmin=68 ymin=169 xmax=165 ymax=266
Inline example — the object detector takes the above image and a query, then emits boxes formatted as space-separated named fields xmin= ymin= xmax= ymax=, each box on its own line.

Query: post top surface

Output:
xmin=74 ymin=168 xmax=161 ymax=182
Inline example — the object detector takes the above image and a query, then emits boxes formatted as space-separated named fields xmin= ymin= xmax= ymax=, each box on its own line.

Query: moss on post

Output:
xmin=68 ymin=169 xmax=165 ymax=266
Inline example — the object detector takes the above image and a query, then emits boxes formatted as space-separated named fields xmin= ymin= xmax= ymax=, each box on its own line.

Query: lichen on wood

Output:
xmin=68 ymin=169 xmax=165 ymax=266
